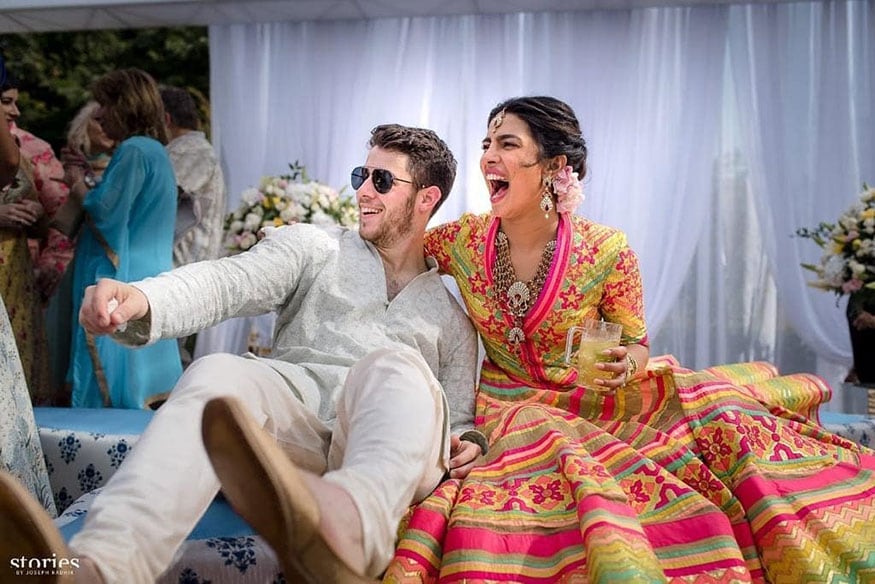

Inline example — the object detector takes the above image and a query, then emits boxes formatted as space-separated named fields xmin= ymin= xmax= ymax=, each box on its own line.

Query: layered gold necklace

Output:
xmin=493 ymin=230 xmax=557 ymax=346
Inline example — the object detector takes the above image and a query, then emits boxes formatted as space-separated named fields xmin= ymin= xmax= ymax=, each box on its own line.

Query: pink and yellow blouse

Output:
xmin=425 ymin=212 xmax=647 ymax=392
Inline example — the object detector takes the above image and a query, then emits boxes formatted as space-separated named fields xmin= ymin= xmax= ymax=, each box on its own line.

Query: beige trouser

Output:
xmin=69 ymin=348 xmax=448 ymax=582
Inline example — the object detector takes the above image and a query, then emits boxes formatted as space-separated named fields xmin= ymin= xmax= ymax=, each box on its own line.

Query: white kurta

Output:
xmin=129 ymin=223 xmax=479 ymax=433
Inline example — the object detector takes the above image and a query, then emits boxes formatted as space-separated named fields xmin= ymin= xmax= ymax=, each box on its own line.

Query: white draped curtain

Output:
xmin=208 ymin=1 xmax=873 ymax=389
xmin=728 ymin=1 xmax=874 ymax=378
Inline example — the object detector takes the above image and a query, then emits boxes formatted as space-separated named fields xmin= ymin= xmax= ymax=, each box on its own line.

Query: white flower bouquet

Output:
xmin=797 ymin=184 xmax=875 ymax=296
xmin=223 ymin=162 xmax=358 ymax=254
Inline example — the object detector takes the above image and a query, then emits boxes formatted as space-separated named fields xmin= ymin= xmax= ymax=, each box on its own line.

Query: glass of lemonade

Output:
xmin=564 ymin=320 xmax=623 ymax=391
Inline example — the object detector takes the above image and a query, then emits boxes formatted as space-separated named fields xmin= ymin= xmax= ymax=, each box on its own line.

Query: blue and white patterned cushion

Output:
xmin=56 ymin=491 xmax=284 ymax=583
xmin=34 ymin=407 xmax=283 ymax=582
xmin=34 ymin=407 xmax=150 ymax=513
xmin=821 ymin=411 xmax=875 ymax=448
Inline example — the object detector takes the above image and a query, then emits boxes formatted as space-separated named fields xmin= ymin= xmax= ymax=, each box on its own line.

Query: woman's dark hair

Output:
xmin=1 ymin=73 xmax=19 ymax=94
xmin=92 ymin=68 xmax=168 ymax=144
xmin=488 ymin=96 xmax=588 ymax=180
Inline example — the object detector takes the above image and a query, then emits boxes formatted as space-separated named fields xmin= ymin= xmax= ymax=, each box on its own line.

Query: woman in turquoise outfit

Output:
xmin=62 ymin=68 xmax=182 ymax=408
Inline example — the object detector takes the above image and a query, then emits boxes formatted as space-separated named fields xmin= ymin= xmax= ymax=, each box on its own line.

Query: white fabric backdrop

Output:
xmin=729 ymin=0 xmax=874 ymax=365
xmin=208 ymin=1 xmax=874 ymax=389
xmin=209 ymin=7 xmax=729 ymax=333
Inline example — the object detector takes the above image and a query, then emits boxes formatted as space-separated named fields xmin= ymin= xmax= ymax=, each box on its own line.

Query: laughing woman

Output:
xmin=385 ymin=96 xmax=875 ymax=582
xmin=62 ymin=69 xmax=182 ymax=408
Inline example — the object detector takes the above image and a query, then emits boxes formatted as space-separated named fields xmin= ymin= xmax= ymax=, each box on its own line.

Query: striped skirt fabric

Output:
xmin=384 ymin=361 xmax=875 ymax=583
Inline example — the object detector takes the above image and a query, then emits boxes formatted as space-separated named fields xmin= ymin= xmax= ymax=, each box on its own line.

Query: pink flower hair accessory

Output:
xmin=553 ymin=165 xmax=583 ymax=214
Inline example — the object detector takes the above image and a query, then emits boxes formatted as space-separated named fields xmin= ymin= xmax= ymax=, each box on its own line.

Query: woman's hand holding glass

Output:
xmin=592 ymin=345 xmax=634 ymax=391
xmin=564 ymin=320 xmax=643 ymax=391
xmin=565 ymin=320 xmax=626 ymax=391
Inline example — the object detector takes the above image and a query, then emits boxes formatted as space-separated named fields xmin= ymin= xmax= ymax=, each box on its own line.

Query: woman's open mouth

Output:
xmin=486 ymin=174 xmax=509 ymax=203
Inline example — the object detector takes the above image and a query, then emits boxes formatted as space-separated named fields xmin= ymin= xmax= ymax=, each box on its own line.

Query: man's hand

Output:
xmin=448 ymin=434 xmax=482 ymax=479
xmin=80 ymin=278 xmax=149 ymax=335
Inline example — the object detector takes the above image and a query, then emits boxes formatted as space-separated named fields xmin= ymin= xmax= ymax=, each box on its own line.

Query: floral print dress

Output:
xmin=0 ymin=161 xmax=52 ymax=402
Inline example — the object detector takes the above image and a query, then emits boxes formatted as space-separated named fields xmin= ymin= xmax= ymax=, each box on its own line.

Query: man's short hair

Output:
xmin=368 ymin=124 xmax=456 ymax=217
xmin=160 ymin=86 xmax=200 ymax=131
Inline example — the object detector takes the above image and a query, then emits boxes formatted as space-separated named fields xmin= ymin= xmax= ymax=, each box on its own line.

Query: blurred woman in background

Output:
xmin=0 ymin=75 xmax=52 ymax=402
xmin=65 ymin=101 xmax=116 ymax=180
xmin=45 ymin=100 xmax=117 ymax=401
xmin=0 ymin=111 xmax=17 ymax=185
xmin=5 ymin=76 xmax=75 ymax=309
xmin=62 ymin=68 xmax=182 ymax=409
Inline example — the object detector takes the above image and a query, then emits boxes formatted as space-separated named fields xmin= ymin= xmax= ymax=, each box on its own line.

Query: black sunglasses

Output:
xmin=350 ymin=166 xmax=416 ymax=194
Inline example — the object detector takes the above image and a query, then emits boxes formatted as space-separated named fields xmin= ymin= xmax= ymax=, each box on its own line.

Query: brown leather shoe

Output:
xmin=0 ymin=471 xmax=74 ymax=583
xmin=201 ymin=396 xmax=374 ymax=584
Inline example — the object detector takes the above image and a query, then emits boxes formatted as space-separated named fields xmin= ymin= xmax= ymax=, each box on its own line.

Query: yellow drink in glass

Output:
xmin=564 ymin=319 xmax=622 ymax=391
xmin=575 ymin=338 xmax=616 ymax=389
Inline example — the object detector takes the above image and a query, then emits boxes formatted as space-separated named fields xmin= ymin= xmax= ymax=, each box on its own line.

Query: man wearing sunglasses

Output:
xmin=1 ymin=124 xmax=486 ymax=584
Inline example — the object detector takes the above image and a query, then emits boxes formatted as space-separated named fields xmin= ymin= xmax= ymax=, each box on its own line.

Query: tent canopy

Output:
xmin=1 ymin=0 xmax=800 ymax=33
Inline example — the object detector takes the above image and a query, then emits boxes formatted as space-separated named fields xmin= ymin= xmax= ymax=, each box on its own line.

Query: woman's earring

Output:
xmin=540 ymin=177 xmax=554 ymax=218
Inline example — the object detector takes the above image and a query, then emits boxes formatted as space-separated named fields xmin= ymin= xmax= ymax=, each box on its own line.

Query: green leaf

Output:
xmin=807 ymin=281 xmax=837 ymax=292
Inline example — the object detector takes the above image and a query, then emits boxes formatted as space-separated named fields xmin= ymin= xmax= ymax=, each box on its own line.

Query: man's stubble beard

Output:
xmin=360 ymin=192 xmax=417 ymax=248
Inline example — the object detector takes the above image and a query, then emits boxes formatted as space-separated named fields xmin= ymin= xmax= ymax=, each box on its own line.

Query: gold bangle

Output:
xmin=625 ymin=353 xmax=639 ymax=378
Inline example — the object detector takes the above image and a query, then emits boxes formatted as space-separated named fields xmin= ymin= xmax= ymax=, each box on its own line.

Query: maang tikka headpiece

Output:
xmin=490 ymin=109 xmax=506 ymax=132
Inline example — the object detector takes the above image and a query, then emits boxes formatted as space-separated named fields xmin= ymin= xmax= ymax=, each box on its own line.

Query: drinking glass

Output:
xmin=564 ymin=320 xmax=623 ymax=391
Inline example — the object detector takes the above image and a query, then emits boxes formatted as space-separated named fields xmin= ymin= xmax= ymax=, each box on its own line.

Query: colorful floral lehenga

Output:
xmin=384 ymin=213 xmax=875 ymax=583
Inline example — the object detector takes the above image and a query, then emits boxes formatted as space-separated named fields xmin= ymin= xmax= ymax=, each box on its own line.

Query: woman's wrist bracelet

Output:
xmin=459 ymin=430 xmax=489 ymax=456
xmin=625 ymin=353 xmax=639 ymax=378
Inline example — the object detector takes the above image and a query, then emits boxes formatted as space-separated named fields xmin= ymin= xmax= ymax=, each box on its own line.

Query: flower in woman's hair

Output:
xmin=552 ymin=165 xmax=584 ymax=214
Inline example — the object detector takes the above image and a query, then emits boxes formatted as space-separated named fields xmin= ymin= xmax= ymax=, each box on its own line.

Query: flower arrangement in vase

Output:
xmin=797 ymin=183 xmax=875 ymax=384
xmin=223 ymin=162 xmax=358 ymax=254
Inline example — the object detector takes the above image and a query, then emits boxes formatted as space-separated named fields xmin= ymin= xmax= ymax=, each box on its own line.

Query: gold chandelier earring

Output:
xmin=540 ymin=176 xmax=554 ymax=218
